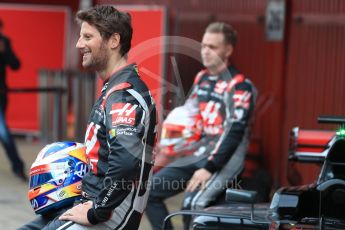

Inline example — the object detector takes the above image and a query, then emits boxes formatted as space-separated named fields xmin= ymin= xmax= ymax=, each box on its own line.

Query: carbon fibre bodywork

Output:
xmin=164 ymin=116 xmax=345 ymax=230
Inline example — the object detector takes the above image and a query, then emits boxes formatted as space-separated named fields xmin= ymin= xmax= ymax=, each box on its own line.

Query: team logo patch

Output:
xmin=214 ymin=81 xmax=227 ymax=94
xmin=199 ymin=101 xmax=223 ymax=135
xmin=109 ymin=129 xmax=116 ymax=139
xmin=110 ymin=103 xmax=137 ymax=126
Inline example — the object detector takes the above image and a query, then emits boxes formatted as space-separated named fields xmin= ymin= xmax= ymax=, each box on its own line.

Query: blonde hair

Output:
xmin=205 ymin=22 xmax=237 ymax=46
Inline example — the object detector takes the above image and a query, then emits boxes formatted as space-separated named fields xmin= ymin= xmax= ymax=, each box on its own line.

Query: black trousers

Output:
xmin=0 ymin=105 xmax=25 ymax=174
xmin=145 ymin=155 xmax=208 ymax=230
xmin=17 ymin=206 xmax=70 ymax=230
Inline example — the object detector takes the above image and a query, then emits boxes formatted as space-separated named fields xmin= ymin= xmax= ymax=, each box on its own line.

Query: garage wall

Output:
xmin=282 ymin=0 xmax=345 ymax=184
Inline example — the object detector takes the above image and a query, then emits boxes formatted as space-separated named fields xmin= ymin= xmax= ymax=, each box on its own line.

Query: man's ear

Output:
xmin=225 ymin=44 xmax=233 ymax=58
xmin=109 ymin=33 xmax=120 ymax=49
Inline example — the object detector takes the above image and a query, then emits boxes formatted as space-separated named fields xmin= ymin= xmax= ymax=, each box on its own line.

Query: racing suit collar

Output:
xmin=103 ymin=63 xmax=137 ymax=86
xmin=209 ymin=65 xmax=239 ymax=81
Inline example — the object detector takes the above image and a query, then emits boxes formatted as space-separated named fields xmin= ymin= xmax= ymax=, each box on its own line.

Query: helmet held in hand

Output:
xmin=28 ymin=142 xmax=89 ymax=215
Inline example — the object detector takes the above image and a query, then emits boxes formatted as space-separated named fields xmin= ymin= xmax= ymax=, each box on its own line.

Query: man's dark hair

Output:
xmin=205 ymin=22 xmax=237 ymax=47
xmin=76 ymin=5 xmax=132 ymax=56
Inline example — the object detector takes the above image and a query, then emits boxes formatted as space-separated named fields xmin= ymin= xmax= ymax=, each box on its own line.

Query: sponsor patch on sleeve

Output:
xmin=110 ymin=103 xmax=137 ymax=126
xmin=108 ymin=129 xmax=116 ymax=139
xmin=233 ymin=90 xmax=251 ymax=109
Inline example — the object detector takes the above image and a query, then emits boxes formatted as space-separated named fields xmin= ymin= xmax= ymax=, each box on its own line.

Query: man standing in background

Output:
xmin=0 ymin=18 xmax=27 ymax=181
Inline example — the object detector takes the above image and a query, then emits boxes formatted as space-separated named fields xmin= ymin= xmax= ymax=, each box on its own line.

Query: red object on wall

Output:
xmin=0 ymin=4 xmax=69 ymax=132
xmin=125 ymin=6 xmax=166 ymax=117
xmin=281 ymin=0 xmax=345 ymax=185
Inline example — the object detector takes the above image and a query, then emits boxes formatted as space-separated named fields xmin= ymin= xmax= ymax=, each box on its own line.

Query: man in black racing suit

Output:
xmin=146 ymin=22 xmax=256 ymax=230
xmin=19 ymin=5 xmax=156 ymax=230
xmin=77 ymin=63 xmax=157 ymax=229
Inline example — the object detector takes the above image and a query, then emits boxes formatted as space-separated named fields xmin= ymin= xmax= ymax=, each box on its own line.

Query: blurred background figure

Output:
xmin=146 ymin=22 xmax=257 ymax=230
xmin=0 ymin=17 xmax=27 ymax=181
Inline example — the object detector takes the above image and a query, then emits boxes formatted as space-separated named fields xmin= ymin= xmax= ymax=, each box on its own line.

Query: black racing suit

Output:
xmin=189 ymin=66 xmax=255 ymax=173
xmin=82 ymin=63 xmax=157 ymax=228
xmin=146 ymin=65 xmax=256 ymax=230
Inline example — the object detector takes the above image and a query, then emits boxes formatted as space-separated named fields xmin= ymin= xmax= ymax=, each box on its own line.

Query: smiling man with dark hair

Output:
xmin=19 ymin=5 xmax=156 ymax=230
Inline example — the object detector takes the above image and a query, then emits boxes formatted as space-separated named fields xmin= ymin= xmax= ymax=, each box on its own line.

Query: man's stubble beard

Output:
xmin=84 ymin=41 xmax=109 ymax=72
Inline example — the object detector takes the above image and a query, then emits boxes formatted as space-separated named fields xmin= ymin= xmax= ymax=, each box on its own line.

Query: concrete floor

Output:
xmin=0 ymin=138 xmax=183 ymax=230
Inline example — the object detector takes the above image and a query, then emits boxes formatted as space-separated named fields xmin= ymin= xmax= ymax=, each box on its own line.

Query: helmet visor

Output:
xmin=29 ymin=162 xmax=69 ymax=189
xmin=161 ymin=124 xmax=185 ymax=139
xmin=30 ymin=172 xmax=54 ymax=189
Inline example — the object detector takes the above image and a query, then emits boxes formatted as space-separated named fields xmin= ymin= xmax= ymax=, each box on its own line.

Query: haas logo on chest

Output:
xmin=110 ymin=103 xmax=137 ymax=126
xmin=214 ymin=81 xmax=228 ymax=94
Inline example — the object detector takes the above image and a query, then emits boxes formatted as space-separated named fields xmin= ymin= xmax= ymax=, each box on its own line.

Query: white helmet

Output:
xmin=159 ymin=105 xmax=202 ymax=157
